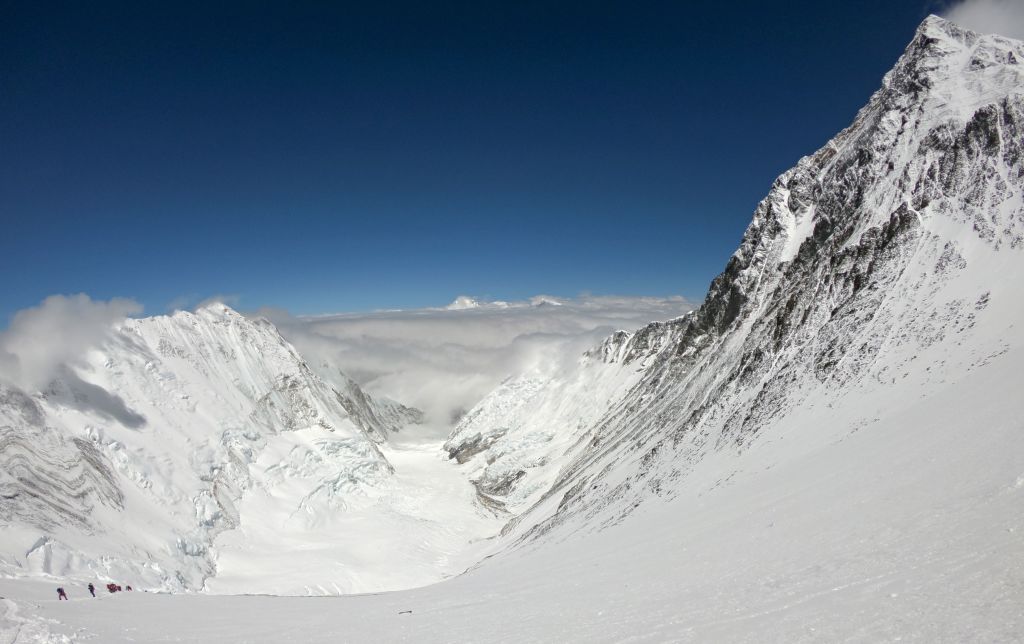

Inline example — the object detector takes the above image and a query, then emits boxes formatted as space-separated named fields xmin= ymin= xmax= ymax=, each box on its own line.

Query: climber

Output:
xmin=57 ymin=587 xmax=68 ymax=601
xmin=88 ymin=582 xmax=96 ymax=597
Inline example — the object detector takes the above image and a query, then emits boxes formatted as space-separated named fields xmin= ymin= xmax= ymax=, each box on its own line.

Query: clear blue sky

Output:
xmin=1 ymin=1 xmax=947 ymax=320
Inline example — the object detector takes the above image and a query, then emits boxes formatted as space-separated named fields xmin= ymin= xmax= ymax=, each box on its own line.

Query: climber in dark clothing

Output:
xmin=88 ymin=583 xmax=96 ymax=597
xmin=57 ymin=587 xmax=68 ymax=601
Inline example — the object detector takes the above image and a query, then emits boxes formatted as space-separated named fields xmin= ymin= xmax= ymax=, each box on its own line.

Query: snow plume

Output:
xmin=259 ymin=295 xmax=693 ymax=436
xmin=941 ymin=0 xmax=1024 ymax=39
xmin=166 ymin=293 xmax=241 ymax=312
xmin=0 ymin=294 xmax=145 ymax=426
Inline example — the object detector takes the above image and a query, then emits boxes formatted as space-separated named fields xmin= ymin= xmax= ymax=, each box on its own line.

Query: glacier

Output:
xmin=0 ymin=303 xmax=496 ymax=596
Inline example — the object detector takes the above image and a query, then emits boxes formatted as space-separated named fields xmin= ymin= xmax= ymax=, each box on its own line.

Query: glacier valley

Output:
xmin=2 ymin=15 xmax=1024 ymax=643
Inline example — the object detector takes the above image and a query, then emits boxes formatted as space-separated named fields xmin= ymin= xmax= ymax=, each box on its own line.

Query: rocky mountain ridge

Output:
xmin=446 ymin=15 xmax=1024 ymax=546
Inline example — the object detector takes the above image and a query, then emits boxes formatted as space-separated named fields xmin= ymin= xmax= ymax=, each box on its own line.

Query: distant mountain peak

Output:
xmin=529 ymin=295 xmax=564 ymax=307
xmin=446 ymin=295 xmax=483 ymax=310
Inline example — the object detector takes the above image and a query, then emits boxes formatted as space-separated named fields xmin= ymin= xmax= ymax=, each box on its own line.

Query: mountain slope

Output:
xmin=449 ymin=15 xmax=1024 ymax=550
xmin=0 ymin=304 xmax=424 ymax=592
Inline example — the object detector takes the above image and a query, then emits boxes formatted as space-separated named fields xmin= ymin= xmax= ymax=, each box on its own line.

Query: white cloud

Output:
xmin=0 ymin=294 xmax=143 ymax=390
xmin=941 ymin=0 xmax=1024 ymax=40
xmin=0 ymin=294 xmax=146 ymax=427
xmin=261 ymin=294 xmax=693 ymax=437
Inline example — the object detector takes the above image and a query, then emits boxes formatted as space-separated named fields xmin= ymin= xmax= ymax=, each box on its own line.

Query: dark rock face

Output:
xmin=446 ymin=429 xmax=509 ymax=464
xmin=477 ymin=469 xmax=527 ymax=497
xmin=334 ymin=374 xmax=424 ymax=442
xmin=475 ymin=17 xmax=1024 ymax=543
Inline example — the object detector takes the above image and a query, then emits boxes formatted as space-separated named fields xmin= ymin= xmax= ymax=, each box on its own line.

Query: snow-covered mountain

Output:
xmin=2 ymin=15 xmax=1023 ymax=642
xmin=0 ymin=304 xmax=424 ymax=592
xmin=448 ymin=15 xmax=1024 ymax=549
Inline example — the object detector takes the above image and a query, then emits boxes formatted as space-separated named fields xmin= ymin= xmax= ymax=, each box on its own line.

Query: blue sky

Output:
xmin=1 ymin=1 xmax=952 ymax=321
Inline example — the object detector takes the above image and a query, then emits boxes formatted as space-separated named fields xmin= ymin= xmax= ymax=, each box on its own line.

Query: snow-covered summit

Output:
xmin=445 ymin=295 xmax=483 ymax=310
xmin=528 ymin=295 xmax=564 ymax=307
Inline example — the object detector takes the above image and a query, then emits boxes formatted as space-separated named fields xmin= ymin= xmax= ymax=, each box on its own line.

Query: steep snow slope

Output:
xmin=449 ymin=15 xmax=1024 ymax=549
xmin=0 ymin=304 xmax=437 ymax=593
xmin=444 ymin=320 xmax=687 ymax=516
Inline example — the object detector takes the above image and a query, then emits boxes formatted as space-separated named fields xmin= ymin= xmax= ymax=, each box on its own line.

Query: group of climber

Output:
xmin=56 ymin=582 xmax=133 ymax=600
